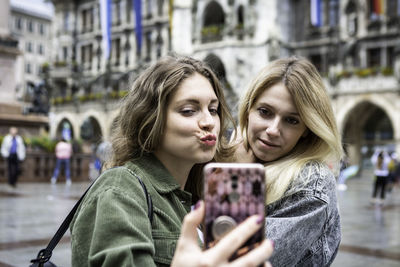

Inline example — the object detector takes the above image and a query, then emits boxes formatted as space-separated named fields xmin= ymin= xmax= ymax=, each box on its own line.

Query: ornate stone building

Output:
xmin=10 ymin=0 xmax=53 ymax=103
xmin=48 ymin=0 xmax=170 ymax=143
xmin=48 ymin=0 xmax=400 ymax=166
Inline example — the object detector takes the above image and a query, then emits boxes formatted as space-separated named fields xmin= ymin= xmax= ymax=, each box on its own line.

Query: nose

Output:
xmin=199 ymin=110 xmax=215 ymax=131
xmin=265 ymin=117 xmax=280 ymax=137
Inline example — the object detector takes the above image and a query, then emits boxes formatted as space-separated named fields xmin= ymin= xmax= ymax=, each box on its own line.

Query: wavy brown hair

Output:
xmin=107 ymin=55 xmax=235 ymax=202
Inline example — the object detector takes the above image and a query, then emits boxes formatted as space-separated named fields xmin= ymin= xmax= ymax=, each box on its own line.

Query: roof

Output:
xmin=10 ymin=0 xmax=54 ymax=21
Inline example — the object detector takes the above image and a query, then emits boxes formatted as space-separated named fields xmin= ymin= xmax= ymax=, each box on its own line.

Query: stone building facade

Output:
xmin=48 ymin=0 xmax=400 ymax=166
xmin=10 ymin=0 xmax=53 ymax=103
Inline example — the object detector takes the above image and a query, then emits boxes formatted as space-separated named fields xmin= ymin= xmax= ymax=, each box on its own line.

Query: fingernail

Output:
xmin=270 ymin=240 xmax=274 ymax=249
xmin=256 ymin=215 xmax=264 ymax=224
xmin=194 ymin=201 xmax=201 ymax=210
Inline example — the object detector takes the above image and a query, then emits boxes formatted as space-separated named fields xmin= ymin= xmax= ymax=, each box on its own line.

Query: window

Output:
xmin=39 ymin=23 xmax=45 ymax=35
xmin=80 ymin=44 xmax=93 ymax=68
xmin=387 ymin=0 xmax=400 ymax=22
xmin=367 ymin=48 xmax=381 ymax=67
xmin=157 ymin=0 xmax=164 ymax=16
xmin=38 ymin=44 xmax=44 ymax=55
xmin=328 ymin=0 xmax=339 ymax=26
xmin=309 ymin=54 xmax=323 ymax=73
xmin=387 ymin=46 xmax=395 ymax=68
xmin=113 ymin=0 xmax=122 ymax=25
xmin=111 ymin=38 xmax=121 ymax=65
xmin=64 ymin=11 xmax=69 ymax=31
xmin=26 ymin=63 xmax=31 ymax=74
xmin=28 ymin=20 xmax=34 ymax=32
xmin=15 ymin=17 xmax=22 ymax=30
xmin=26 ymin=42 xmax=33 ymax=53
xmin=145 ymin=32 xmax=152 ymax=62
xmin=310 ymin=0 xmax=339 ymax=28
xmin=82 ymin=9 xmax=87 ymax=32
xmin=63 ymin=46 xmax=68 ymax=61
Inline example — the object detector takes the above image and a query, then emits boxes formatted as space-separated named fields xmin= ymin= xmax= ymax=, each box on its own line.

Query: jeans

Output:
xmin=52 ymin=158 xmax=71 ymax=181
xmin=372 ymin=175 xmax=388 ymax=199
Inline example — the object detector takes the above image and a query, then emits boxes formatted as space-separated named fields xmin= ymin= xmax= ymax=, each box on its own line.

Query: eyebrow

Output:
xmin=257 ymin=102 xmax=300 ymax=116
xmin=175 ymin=98 xmax=219 ymax=105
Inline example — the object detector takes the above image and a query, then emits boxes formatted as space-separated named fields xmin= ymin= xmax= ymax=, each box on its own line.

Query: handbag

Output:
xmin=30 ymin=168 xmax=153 ymax=267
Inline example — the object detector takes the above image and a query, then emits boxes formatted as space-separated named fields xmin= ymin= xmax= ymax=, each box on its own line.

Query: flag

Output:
xmin=169 ymin=0 xmax=173 ymax=36
xmin=398 ymin=0 xmax=400 ymax=15
xmin=133 ymin=0 xmax=142 ymax=54
xmin=373 ymin=0 xmax=384 ymax=15
xmin=100 ymin=0 xmax=112 ymax=59
xmin=310 ymin=0 xmax=323 ymax=27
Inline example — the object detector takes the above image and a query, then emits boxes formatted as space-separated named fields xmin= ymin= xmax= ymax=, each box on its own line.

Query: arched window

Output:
xmin=201 ymin=1 xmax=225 ymax=43
xmin=80 ymin=116 xmax=103 ymax=143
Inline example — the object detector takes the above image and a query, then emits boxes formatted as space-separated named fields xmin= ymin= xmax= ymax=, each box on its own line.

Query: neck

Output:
xmin=153 ymin=152 xmax=193 ymax=190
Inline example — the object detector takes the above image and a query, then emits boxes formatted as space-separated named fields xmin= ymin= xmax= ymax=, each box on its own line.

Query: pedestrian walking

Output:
xmin=51 ymin=138 xmax=73 ymax=185
xmin=371 ymin=148 xmax=391 ymax=204
xmin=1 ymin=127 xmax=26 ymax=187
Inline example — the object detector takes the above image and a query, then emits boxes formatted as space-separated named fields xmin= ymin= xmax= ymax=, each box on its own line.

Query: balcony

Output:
xmin=49 ymin=61 xmax=73 ymax=79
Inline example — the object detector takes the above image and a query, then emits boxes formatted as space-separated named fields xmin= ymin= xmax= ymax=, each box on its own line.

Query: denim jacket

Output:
xmin=266 ymin=161 xmax=341 ymax=267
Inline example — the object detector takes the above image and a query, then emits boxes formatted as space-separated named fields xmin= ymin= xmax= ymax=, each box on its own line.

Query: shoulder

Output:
xmin=83 ymin=166 xmax=149 ymax=206
xmin=287 ymin=161 xmax=337 ymax=203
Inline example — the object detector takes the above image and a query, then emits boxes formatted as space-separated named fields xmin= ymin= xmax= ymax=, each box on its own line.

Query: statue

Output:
xmin=26 ymin=82 xmax=49 ymax=115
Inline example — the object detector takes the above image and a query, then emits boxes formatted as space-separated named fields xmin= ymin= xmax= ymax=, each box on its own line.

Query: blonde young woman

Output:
xmin=70 ymin=55 xmax=273 ymax=267
xmin=235 ymin=57 xmax=343 ymax=266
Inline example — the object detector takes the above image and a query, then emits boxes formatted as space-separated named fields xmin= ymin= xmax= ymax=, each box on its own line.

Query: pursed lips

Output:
xmin=200 ymin=134 xmax=217 ymax=146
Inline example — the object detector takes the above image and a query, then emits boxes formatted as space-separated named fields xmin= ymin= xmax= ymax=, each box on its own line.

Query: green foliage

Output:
xmin=381 ymin=67 xmax=393 ymax=76
xmin=201 ymin=25 xmax=222 ymax=36
xmin=30 ymin=136 xmax=57 ymax=152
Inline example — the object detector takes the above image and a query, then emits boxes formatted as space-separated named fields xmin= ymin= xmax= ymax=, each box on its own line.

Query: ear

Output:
xmin=302 ymin=129 xmax=309 ymax=138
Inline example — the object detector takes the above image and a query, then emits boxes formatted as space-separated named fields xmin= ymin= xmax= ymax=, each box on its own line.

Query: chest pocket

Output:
xmin=152 ymin=230 xmax=180 ymax=265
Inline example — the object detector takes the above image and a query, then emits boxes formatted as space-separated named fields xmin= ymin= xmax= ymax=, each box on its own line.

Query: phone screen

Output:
xmin=203 ymin=163 xmax=265 ymax=260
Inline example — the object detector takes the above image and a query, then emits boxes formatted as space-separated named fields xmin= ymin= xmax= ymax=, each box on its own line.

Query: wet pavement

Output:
xmin=0 ymin=168 xmax=399 ymax=266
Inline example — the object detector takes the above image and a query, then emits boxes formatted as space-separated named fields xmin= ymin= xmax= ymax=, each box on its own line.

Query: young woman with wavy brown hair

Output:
xmin=70 ymin=55 xmax=273 ymax=267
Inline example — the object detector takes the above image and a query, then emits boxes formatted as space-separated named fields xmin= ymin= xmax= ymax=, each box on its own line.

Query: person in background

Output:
xmin=387 ymin=152 xmax=398 ymax=193
xmin=51 ymin=137 xmax=73 ymax=185
xmin=370 ymin=149 xmax=391 ymax=204
xmin=70 ymin=55 xmax=273 ymax=266
xmin=1 ymin=127 xmax=26 ymax=188
xmin=233 ymin=57 xmax=343 ymax=266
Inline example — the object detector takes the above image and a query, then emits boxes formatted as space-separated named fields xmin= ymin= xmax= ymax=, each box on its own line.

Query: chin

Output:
xmin=195 ymin=153 xmax=215 ymax=164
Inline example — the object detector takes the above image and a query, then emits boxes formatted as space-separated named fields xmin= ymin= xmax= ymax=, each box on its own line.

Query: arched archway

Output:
xmin=203 ymin=53 xmax=238 ymax=122
xmin=56 ymin=118 xmax=74 ymax=140
xmin=80 ymin=116 xmax=103 ymax=144
xmin=204 ymin=53 xmax=226 ymax=80
xmin=342 ymin=101 xmax=394 ymax=170
xmin=202 ymin=1 xmax=225 ymax=43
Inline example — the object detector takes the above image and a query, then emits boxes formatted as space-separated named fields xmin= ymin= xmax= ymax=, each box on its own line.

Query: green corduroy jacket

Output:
xmin=70 ymin=153 xmax=192 ymax=266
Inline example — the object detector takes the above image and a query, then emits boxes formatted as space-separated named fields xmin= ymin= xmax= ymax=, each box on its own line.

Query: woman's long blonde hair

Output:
xmin=239 ymin=57 xmax=343 ymax=204
xmin=107 ymin=55 xmax=235 ymax=202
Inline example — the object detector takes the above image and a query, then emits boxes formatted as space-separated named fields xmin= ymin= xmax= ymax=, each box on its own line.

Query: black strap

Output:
xmin=30 ymin=168 xmax=153 ymax=265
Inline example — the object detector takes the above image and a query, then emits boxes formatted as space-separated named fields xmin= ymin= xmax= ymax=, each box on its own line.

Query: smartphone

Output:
xmin=203 ymin=162 xmax=266 ymax=260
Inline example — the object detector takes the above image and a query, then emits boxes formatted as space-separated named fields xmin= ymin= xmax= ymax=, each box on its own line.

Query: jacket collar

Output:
xmin=125 ymin=153 xmax=182 ymax=194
